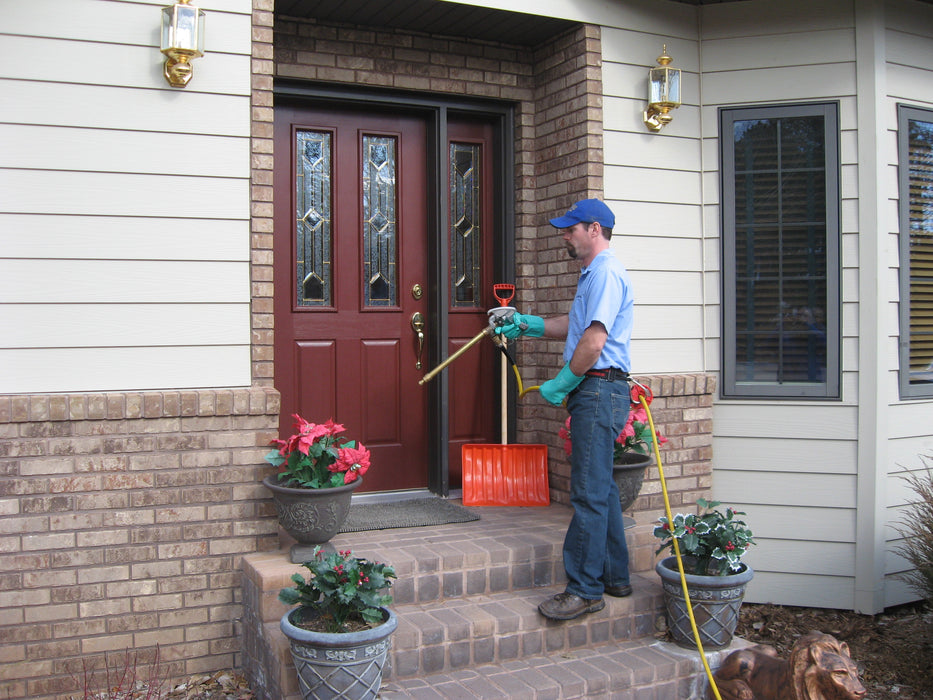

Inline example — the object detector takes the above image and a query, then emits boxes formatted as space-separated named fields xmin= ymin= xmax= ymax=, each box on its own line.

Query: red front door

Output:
xmin=274 ymin=103 xmax=499 ymax=493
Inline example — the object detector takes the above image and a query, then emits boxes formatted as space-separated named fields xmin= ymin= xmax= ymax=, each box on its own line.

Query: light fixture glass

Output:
xmin=160 ymin=0 xmax=205 ymax=88
xmin=644 ymin=45 xmax=681 ymax=132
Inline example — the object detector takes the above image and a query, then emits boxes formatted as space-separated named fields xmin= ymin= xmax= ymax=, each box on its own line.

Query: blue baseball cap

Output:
xmin=549 ymin=199 xmax=615 ymax=229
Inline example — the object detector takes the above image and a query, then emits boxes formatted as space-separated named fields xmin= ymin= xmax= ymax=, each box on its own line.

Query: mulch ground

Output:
xmin=734 ymin=601 xmax=933 ymax=699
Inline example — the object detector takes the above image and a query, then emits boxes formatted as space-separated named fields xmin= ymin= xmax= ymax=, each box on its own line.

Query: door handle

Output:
xmin=411 ymin=312 xmax=425 ymax=370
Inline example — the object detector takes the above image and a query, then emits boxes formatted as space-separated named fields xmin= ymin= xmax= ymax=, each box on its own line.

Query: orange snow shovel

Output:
xmin=420 ymin=283 xmax=550 ymax=507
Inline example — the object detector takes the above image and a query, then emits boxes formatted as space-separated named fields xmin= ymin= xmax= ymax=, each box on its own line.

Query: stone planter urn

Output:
xmin=280 ymin=606 xmax=398 ymax=700
xmin=612 ymin=451 xmax=652 ymax=511
xmin=263 ymin=475 xmax=361 ymax=546
xmin=655 ymin=555 xmax=754 ymax=650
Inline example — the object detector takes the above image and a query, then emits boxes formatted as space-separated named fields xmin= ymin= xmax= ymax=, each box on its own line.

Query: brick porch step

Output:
xmin=378 ymin=640 xmax=741 ymax=699
xmin=240 ymin=502 xmax=738 ymax=699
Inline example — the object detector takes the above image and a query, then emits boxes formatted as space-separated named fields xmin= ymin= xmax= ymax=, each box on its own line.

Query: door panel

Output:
xmin=275 ymin=105 xmax=429 ymax=492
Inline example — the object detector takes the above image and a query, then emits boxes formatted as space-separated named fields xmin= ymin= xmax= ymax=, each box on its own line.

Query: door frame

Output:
xmin=274 ymin=81 xmax=516 ymax=496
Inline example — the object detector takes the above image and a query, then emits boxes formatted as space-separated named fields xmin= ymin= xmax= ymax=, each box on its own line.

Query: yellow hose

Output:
xmin=639 ymin=391 xmax=722 ymax=700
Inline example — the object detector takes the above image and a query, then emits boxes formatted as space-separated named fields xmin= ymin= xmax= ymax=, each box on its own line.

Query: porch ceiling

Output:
xmin=273 ymin=0 xmax=578 ymax=46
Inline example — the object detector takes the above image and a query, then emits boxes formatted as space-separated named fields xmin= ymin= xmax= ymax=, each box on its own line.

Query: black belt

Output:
xmin=584 ymin=368 xmax=630 ymax=381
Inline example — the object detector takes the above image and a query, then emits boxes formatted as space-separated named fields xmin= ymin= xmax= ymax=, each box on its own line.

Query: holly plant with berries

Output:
xmin=653 ymin=498 xmax=756 ymax=576
xmin=279 ymin=546 xmax=396 ymax=633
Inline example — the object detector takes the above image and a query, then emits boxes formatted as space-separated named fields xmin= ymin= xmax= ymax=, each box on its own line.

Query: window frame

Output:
xmin=897 ymin=104 xmax=933 ymax=399
xmin=720 ymin=102 xmax=841 ymax=400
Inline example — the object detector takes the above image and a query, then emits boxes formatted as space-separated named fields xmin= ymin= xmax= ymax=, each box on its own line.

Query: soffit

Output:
xmin=274 ymin=0 xmax=578 ymax=46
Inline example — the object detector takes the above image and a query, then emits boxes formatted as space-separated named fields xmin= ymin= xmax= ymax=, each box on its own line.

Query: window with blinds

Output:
xmin=898 ymin=105 xmax=933 ymax=398
xmin=721 ymin=103 xmax=840 ymax=399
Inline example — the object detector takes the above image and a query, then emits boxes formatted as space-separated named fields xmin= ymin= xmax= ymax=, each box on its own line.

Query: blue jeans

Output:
xmin=563 ymin=375 xmax=631 ymax=599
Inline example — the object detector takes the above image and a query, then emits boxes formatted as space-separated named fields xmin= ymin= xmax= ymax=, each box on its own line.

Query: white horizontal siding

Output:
xmin=630 ymin=339 xmax=705 ymax=374
xmin=628 ymin=271 xmax=703 ymax=306
xmin=750 ymin=540 xmax=856 ymax=577
xmin=0 ymin=171 xmax=250 ymax=219
xmin=735 ymin=503 xmax=857 ymax=543
xmin=616 ymin=236 xmax=702 ymax=272
xmin=714 ymin=404 xmax=858 ymax=440
xmin=0 ymin=347 xmax=251 ymax=394
xmin=602 ymin=17 xmax=704 ymax=378
xmin=700 ymin=0 xmax=853 ymax=40
xmin=6 ymin=0 xmax=251 ymax=53
xmin=885 ymin=575 xmax=920 ymax=608
xmin=610 ymin=201 xmax=702 ymax=240
xmin=701 ymin=29 xmax=855 ymax=72
xmin=0 ymin=261 xmax=249 ymax=304
xmin=0 ymin=35 xmax=250 ymax=95
xmin=633 ymin=305 xmax=703 ymax=340
xmin=604 ymin=96 xmax=701 ymax=141
xmin=1 ymin=125 xmax=249 ymax=177
xmin=603 ymin=131 xmax=701 ymax=172
xmin=714 ymin=470 xmax=857 ymax=509
xmin=716 ymin=437 xmax=857 ymax=474
xmin=703 ymin=63 xmax=857 ymax=106
xmin=0 ymin=80 xmax=249 ymax=135
xmin=0 ymin=215 xmax=249 ymax=261
xmin=0 ymin=0 xmax=253 ymax=393
xmin=0 ymin=305 xmax=249 ymax=347
xmin=746 ymin=571 xmax=854 ymax=610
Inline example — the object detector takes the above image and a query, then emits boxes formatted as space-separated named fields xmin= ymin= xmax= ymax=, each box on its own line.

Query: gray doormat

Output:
xmin=338 ymin=498 xmax=480 ymax=533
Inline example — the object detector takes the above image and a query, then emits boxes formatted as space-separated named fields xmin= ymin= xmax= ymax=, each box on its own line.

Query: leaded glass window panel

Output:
xmin=898 ymin=106 xmax=933 ymax=397
xmin=450 ymin=143 xmax=482 ymax=307
xmin=362 ymin=135 xmax=397 ymax=307
xmin=721 ymin=103 xmax=840 ymax=399
xmin=295 ymin=130 xmax=332 ymax=307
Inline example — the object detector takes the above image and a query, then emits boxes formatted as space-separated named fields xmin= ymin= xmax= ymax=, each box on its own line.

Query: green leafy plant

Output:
xmin=892 ymin=462 xmax=933 ymax=607
xmin=653 ymin=498 xmax=756 ymax=576
xmin=279 ymin=546 xmax=397 ymax=634
xmin=559 ymin=401 xmax=667 ymax=460
xmin=265 ymin=414 xmax=370 ymax=489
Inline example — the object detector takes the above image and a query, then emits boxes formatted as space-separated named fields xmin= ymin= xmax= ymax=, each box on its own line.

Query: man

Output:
xmin=497 ymin=198 xmax=634 ymax=621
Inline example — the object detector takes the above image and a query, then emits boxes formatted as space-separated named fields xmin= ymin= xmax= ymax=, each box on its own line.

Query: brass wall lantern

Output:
xmin=644 ymin=45 xmax=681 ymax=132
xmin=160 ymin=0 xmax=205 ymax=88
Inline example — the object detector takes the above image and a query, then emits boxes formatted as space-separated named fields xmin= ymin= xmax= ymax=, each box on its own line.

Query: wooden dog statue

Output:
xmin=709 ymin=631 xmax=867 ymax=700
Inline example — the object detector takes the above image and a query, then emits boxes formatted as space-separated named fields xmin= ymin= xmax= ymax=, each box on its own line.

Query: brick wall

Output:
xmin=0 ymin=389 xmax=280 ymax=699
xmin=618 ymin=374 xmax=716 ymax=574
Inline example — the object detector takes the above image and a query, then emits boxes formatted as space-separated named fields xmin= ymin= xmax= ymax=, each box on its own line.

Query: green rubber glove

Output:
xmin=495 ymin=312 xmax=545 ymax=339
xmin=539 ymin=364 xmax=584 ymax=405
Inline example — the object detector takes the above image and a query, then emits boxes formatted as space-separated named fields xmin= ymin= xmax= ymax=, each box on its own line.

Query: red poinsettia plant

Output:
xmin=558 ymin=401 xmax=667 ymax=460
xmin=264 ymin=414 xmax=370 ymax=489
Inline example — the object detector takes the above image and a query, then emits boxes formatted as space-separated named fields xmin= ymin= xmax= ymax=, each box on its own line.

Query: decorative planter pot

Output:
xmin=263 ymin=475 xmax=361 ymax=545
xmin=280 ymin=606 xmax=398 ymax=700
xmin=612 ymin=452 xmax=652 ymax=511
xmin=655 ymin=555 xmax=754 ymax=650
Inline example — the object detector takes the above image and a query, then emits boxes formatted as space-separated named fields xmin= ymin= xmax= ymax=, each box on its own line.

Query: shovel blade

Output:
xmin=461 ymin=444 xmax=550 ymax=506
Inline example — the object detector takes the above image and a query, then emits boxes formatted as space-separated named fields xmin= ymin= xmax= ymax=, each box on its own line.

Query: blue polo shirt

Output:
xmin=563 ymin=249 xmax=633 ymax=372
